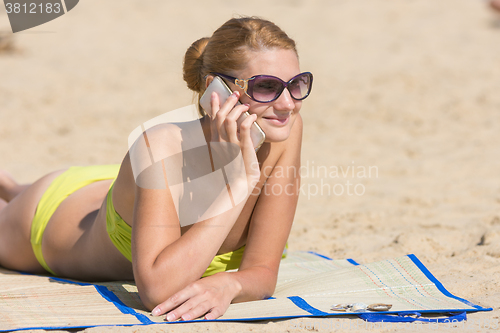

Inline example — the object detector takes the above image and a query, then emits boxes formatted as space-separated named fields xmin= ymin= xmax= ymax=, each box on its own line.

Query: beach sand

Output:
xmin=1 ymin=0 xmax=499 ymax=331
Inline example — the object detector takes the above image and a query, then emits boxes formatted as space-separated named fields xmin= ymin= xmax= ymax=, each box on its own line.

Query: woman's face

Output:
xmin=230 ymin=48 xmax=303 ymax=143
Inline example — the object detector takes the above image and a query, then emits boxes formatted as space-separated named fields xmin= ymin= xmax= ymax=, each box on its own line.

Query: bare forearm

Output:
xmin=229 ymin=266 xmax=277 ymax=303
xmin=134 ymin=206 xmax=245 ymax=309
xmin=153 ymin=224 xmax=230 ymax=279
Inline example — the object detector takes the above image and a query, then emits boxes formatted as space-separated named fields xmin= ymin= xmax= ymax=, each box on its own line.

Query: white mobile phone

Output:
xmin=200 ymin=76 xmax=265 ymax=152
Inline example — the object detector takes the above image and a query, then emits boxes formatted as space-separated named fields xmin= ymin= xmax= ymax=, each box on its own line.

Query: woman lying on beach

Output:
xmin=0 ymin=17 xmax=312 ymax=321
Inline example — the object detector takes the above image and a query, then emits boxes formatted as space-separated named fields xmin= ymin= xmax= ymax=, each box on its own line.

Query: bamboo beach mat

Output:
xmin=0 ymin=252 xmax=491 ymax=331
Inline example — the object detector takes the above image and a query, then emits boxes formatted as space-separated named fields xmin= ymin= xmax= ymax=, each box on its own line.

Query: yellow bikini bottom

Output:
xmin=30 ymin=165 xmax=244 ymax=277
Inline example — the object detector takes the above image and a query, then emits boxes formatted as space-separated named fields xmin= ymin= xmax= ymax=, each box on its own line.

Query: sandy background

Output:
xmin=1 ymin=0 xmax=500 ymax=332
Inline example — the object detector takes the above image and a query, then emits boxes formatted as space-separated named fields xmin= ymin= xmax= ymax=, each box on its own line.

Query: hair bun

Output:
xmin=183 ymin=37 xmax=210 ymax=92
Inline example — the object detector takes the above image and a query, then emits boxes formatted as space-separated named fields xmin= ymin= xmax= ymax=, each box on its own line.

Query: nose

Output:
xmin=273 ymin=87 xmax=295 ymax=111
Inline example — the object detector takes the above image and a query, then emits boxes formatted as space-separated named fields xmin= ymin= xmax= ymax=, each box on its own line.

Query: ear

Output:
xmin=205 ymin=75 xmax=215 ymax=89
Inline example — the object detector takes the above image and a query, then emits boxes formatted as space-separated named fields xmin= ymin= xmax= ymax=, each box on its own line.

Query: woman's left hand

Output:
xmin=150 ymin=272 xmax=241 ymax=321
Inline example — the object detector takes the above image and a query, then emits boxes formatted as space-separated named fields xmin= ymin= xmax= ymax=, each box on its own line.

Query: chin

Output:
xmin=261 ymin=126 xmax=292 ymax=143
xmin=258 ymin=116 xmax=296 ymax=143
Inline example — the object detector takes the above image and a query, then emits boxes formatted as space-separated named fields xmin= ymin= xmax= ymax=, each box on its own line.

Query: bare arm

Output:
xmin=132 ymin=182 xmax=248 ymax=309
xmin=151 ymin=115 xmax=303 ymax=320
xmin=231 ymin=114 xmax=302 ymax=303
xmin=132 ymin=92 xmax=260 ymax=310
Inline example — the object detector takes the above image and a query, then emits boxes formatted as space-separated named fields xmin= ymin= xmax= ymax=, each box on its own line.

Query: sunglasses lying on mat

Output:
xmin=211 ymin=72 xmax=313 ymax=103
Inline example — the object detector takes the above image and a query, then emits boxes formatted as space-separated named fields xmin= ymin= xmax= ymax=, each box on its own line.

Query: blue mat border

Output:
xmin=305 ymin=250 xmax=359 ymax=265
xmin=288 ymin=296 xmax=330 ymax=316
xmin=2 ymin=252 xmax=492 ymax=331
xmin=13 ymin=272 xmax=153 ymax=328
xmin=47 ymin=278 xmax=153 ymax=324
xmin=406 ymin=254 xmax=489 ymax=311
xmin=94 ymin=285 xmax=153 ymax=324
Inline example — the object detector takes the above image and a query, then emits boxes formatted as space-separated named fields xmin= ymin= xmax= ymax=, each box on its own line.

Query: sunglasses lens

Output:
xmin=251 ymin=77 xmax=283 ymax=102
xmin=288 ymin=73 xmax=312 ymax=100
xmin=246 ymin=73 xmax=313 ymax=102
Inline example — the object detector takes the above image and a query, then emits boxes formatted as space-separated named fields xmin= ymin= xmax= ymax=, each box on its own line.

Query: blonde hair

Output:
xmin=183 ymin=17 xmax=297 ymax=113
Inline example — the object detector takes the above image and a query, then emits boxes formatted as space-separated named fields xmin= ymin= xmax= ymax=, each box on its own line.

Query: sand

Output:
xmin=1 ymin=0 xmax=499 ymax=332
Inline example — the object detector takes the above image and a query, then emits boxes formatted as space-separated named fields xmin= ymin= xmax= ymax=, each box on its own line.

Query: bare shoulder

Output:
xmin=112 ymin=119 xmax=207 ymax=224
xmin=111 ymin=123 xmax=180 ymax=223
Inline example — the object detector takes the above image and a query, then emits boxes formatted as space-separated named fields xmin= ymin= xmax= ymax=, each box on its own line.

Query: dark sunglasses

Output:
xmin=211 ymin=72 xmax=313 ymax=103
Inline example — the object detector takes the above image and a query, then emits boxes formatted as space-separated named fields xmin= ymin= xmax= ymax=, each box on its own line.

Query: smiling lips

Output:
xmin=263 ymin=113 xmax=291 ymax=126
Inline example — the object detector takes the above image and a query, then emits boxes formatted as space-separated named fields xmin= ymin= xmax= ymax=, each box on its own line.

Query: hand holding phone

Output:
xmin=200 ymin=76 xmax=265 ymax=152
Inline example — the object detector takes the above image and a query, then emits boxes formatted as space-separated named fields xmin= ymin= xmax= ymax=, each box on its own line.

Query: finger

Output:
xmin=224 ymin=104 xmax=249 ymax=143
xmin=239 ymin=113 xmax=260 ymax=187
xmin=165 ymin=295 xmax=209 ymax=322
xmin=215 ymin=91 xmax=240 ymax=135
xmin=164 ymin=298 xmax=198 ymax=322
xmin=204 ymin=306 xmax=223 ymax=320
xmin=239 ymin=112 xmax=257 ymax=149
xmin=178 ymin=300 xmax=212 ymax=321
xmin=220 ymin=90 xmax=241 ymax=115
xmin=151 ymin=288 xmax=194 ymax=317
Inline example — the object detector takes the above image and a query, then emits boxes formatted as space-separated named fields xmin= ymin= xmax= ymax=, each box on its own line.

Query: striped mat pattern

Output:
xmin=0 ymin=252 xmax=490 ymax=331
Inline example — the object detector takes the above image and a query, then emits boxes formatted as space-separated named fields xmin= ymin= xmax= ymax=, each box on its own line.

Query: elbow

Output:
xmin=260 ymin=281 xmax=276 ymax=301
xmin=138 ymin=287 xmax=163 ymax=311
xmin=259 ymin=267 xmax=278 ymax=300
xmin=135 ymin=266 xmax=196 ymax=311
xmin=135 ymin=271 xmax=176 ymax=311
xmin=265 ymin=284 xmax=276 ymax=300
